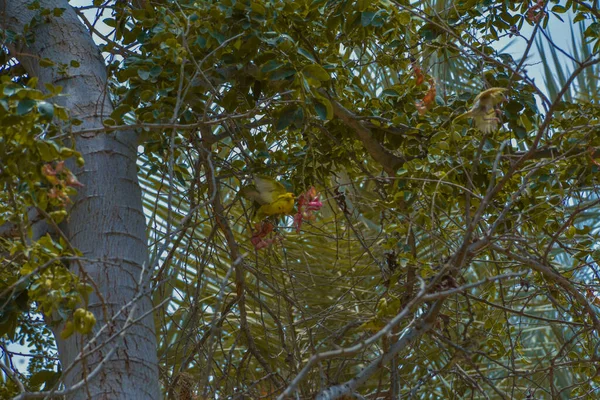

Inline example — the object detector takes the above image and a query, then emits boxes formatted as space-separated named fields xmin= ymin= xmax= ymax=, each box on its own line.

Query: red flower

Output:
xmin=293 ymin=187 xmax=323 ymax=232
xmin=412 ymin=63 xmax=425 ymax=86
xmin=250 ymin=221 xmax=276 ymax=250
xmin=415 ymin=79 xmax=436 ymax=115
xmin=41 ymin=161 xmax=84 ymax=205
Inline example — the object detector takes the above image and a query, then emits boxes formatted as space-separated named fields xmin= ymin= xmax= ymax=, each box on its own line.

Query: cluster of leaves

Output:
xmin=0 ymin=77 xmax=93 ymax=389
xmin=107 ymin=0 xmax=431 ymax=180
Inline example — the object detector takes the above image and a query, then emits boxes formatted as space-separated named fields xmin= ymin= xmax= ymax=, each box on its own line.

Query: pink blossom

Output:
xmin=250 ymin=221 xmax=274 ymax=250
xmin=293 ymin=187 xmax=323 ymax=232
xmin=251 ymin=236 xmax=274 ymax=250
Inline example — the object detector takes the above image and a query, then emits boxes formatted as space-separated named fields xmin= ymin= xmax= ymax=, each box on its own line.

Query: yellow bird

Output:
xmin=240 ymin=176 xmax=295 ymax=220
xmin=455 ymin=87 xmax=508 ymax=133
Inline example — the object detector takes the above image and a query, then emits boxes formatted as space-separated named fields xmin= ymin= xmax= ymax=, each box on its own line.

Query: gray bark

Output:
xmin=0 ymin=1 xmax=160 ymax=398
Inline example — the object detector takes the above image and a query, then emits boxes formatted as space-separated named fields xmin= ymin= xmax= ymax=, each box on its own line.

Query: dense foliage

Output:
xmin=2 ymin=0 xmax=600 ymax=398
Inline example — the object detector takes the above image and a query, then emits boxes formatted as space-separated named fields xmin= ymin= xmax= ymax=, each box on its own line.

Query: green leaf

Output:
xmin=137 ymin=68 xmax=150 ymax=80
xmin=313 ymin=97 xmax=333 ymax=120
xmin=275 ymin=105 xmax=304 ymax=131
xmin=0 ymin=312 xmax=18 ymax=340
xmin=302 ymin=64 xmax=330 ymax=82
xmin=3 ymin=85 xmax=18 ymax=96
xmin=573 ymin=13 xmax=586 ymax=23
xmin=251 ymin=2 xmax=266 ymax=15
xmin=16 ymin=99 xmax=36 ymax=115
xmin=27 ymin=77 xmax=39 ymax=88
xmin=44 ymin=83 xmax=63 ymax=96
xmin=221 ymin=89 xmax=238 ymax=112
xmin=398 ymin=12 xmax=411 ymax=25
xmin=149 ymin=65 xmax=163 ymax=77
xmin=140 ymin=90 xmax=154 ymax=102
xmin=39 ymin=58 xmax=55 ymax=68
xmin=357 ymin=0 xmax=368 ymax=12
xmin=210 ymin=31 xmax=225 ymax=44
xmin=269 ymin=67 xmax=296 ymax=80
xmin=54 ymin=105 xmax=68 ymax=120
xmin=29 ymin=370 xmax=60 ymax=390
xmin=437 ymin=141 xmax=450 ymax=150
xmin=381 ymin=88 xmax=401 ymax=97
xmin=361 ymin=11 xmax=376 ymax=26
xmin=103 ymin=18 xmax=116 ymax=27
xmin=36 ymin=141 xmax=60 ymax=161
xmin=194 ymin=35 xmax=207 ymax=48
xmin=297 ymin=47 xmax=316 ymax=62
xmin=371 ymin=10 xmax=386 ymax=27
xmin=419 ymin=23 xmax=441 ymax=41
xmin=505 ymin=100 xmax=524 ymax=115
xmin=514 ymin=125 xmax=526 ymax=139
xmin=261 ymin=59 xmax=284 ymax=73
xmin=551 ymin=5 xmax=567 ymax=13
xmin=14 ymin=290 xmax=29 ymax=312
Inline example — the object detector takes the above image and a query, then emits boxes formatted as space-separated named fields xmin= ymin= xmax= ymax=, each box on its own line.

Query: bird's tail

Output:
xmin=453 ymin=111 xmax=471 ymax=122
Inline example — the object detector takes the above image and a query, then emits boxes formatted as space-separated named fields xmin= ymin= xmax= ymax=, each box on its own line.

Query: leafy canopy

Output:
xmin=2 ymin=0 xmax=600 ymax=398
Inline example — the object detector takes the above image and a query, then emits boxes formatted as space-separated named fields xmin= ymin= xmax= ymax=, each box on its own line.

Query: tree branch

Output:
xmin=325 ymin=93 xmax=407 ymax=175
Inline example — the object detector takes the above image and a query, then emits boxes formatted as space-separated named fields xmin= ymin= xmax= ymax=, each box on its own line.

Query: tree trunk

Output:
xmin=0 ymin=1 xmax=160 ymax=398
